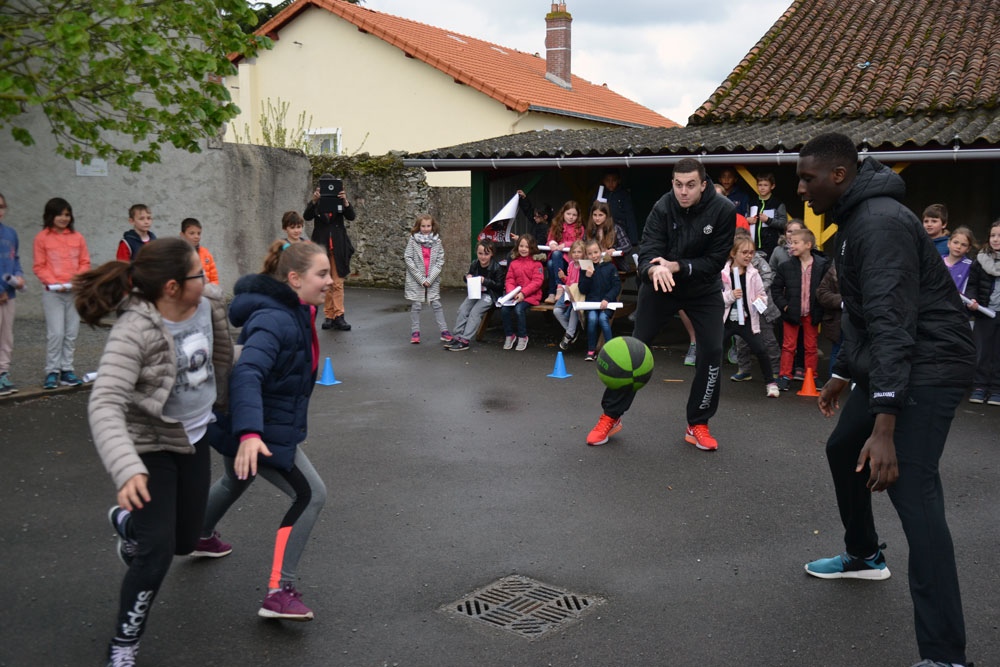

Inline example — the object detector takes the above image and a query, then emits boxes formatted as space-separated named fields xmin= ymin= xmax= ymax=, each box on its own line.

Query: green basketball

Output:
xmin=596 ymin=336 xmax=654 ymax=391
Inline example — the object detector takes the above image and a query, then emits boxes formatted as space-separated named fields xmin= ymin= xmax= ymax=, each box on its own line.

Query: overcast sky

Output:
xmin=361 ymin=0 xmax=792 ymax=125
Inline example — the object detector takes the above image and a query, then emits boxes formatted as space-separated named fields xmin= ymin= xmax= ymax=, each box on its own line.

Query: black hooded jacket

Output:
xmin=829 ymin=158 xmax=974 ymax=414
xmin=637 ymin=178 xmax=736 ymax=299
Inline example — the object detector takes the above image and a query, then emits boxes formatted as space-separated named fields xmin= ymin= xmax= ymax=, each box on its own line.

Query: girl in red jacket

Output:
xmin=501 ymin=235 xmax=544 ymax=351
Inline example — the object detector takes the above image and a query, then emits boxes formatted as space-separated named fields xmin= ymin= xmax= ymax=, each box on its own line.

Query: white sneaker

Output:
xmin=766 ymin=382 xmax=780 ymax=398
xmin=515 ymin=336 xmax=529 ymax=351
xmin=503 ymin=335 xmax=516 ymax=350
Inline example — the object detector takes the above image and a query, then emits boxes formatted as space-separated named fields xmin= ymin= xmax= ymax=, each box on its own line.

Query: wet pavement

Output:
xmin=2 ymin=287 xmax=998 ymax=666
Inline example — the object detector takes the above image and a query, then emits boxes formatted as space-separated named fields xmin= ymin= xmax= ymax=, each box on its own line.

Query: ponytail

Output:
xmin=262 ymin=240 xmax=325 ymax=281
xmin=75 ymin=237 xmax=196 ymax=325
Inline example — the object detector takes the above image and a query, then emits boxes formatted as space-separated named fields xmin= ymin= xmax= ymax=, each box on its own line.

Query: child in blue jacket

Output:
xmin=578 ymin=240 xmax=621 ymax=361
xmin=197 ymin=240 xmax=333 ymax=622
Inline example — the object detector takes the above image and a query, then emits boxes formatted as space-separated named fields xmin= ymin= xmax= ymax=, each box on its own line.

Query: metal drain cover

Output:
xmin=441 ymin=575 xmax=604 ymax=639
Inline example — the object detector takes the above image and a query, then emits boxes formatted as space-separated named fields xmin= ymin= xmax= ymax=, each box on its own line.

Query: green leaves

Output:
xmin=0 ymin=0 xmax=272 ymax=170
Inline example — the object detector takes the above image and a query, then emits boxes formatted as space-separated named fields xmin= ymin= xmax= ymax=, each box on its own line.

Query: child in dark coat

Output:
xmin=771 ymin=228 xmax=829 ymax=390
xmin=577 ymin=240 xmax=621 ymax=361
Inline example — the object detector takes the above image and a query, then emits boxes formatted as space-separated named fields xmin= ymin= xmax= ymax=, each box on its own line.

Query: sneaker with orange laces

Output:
xmin=586 ymin=414 xmax=622 ymax=446
xmin=685 ymin=424 xmax=718 ymax=451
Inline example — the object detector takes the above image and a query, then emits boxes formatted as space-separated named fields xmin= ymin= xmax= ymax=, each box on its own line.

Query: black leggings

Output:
xmin=112 ymin=438 xmax=210 ymax=644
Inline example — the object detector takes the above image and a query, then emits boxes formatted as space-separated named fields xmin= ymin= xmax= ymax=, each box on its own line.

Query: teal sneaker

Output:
xmin=43 ymin=372 xmax=59 ymax=390
xmin=805 ymin=548 xmax=890 ymax=580
xmin=0 ymin=372 xmax=16 ymax=396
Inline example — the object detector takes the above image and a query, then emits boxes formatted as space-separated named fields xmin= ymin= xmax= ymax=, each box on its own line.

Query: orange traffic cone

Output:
xmin=797 ymin=367 xmax=820 ymax=397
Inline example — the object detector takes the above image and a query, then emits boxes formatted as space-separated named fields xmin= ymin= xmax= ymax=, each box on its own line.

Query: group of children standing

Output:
xmin=0 ymin=197 xmax=224 ymax=395
xmin=404 ymin=198 xmax=633 ymax=360
xmin=924 ymin=204 xmax=1000 ymax=405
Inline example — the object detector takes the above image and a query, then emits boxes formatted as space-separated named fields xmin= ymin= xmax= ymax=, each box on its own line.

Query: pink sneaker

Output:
xmin=191 ymin=531 xmax=232 ymax=558
xmin=410 ymin=331 xmax=420 ymax=344
xmin=258 ymin=584 xmax=314 ymax=621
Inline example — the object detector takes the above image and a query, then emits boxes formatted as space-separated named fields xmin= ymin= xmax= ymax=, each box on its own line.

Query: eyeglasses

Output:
xmin=181 ymin=272 xmax=206 ymax=282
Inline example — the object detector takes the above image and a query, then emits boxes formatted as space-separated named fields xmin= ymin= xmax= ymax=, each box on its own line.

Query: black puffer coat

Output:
xmin=829 ymin=158 xmax=974 ymax=414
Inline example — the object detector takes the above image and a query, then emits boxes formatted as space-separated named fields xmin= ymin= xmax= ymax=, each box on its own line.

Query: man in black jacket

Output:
xmin=799 ymin=133 xmax=974 ymax=667
xmin=304 ymin=175 xmax=356 ymax=330
xmin=586 ymin=158 xmax=734 ymax=449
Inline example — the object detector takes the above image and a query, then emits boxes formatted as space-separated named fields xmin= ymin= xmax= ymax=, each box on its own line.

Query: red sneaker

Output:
xmin=685 ymin=424 xmax=718 ymax=451
xmin=587 ymin=414 xmax=623 ymax=446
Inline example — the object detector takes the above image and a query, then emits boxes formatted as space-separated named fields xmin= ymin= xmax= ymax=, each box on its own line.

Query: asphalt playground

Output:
xmin=2 ymin=287 xmax=998 ymax=666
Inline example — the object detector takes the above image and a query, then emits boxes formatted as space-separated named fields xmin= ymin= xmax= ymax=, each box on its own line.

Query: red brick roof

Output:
xmin=692 ymin=0 xmax=1000 ymax=124
xmin=247 ymin=0 xmax=677 ymax=129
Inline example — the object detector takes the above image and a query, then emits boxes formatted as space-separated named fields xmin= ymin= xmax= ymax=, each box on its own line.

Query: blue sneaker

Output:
xmin=43 ymin=372 xmax=59 ymax=390
xmin=805 ymin=548 xmax=890 ymax=580
xmin=730 ymin=372 xmax=753 ymax=382
xmin=108 ymin=506 xmax=138 ymax=567
xmin=60 ymin=370 xmax=83 ymax=386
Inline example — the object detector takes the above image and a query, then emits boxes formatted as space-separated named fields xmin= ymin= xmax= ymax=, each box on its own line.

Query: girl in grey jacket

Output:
xmin=78 ymin=237 xmax=232 ymax=667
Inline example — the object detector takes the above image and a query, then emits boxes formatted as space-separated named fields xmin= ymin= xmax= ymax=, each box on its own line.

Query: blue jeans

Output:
xmin=546 ymin=251 xmax=566 ymax=297
xmin=500 ymin=301 xmax=531 ymax=337
xmin=586 ymin=309 xmax=613 ymax=351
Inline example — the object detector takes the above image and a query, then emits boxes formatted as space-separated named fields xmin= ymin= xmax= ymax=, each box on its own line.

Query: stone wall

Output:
xmin=343 ymin=168 xmax=470 ymax=290
xmin=0 ymin=108 xmax=471 ymax=318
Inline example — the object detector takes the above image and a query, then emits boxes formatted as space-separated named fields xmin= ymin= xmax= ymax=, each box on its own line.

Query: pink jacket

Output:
xmin=721 ymin=261 xmax=767 ymax=334
xmin=546 ymin=223 xmax=585 ymax=251
xmin=33 ymin=227 xmax=91 ymax=285
xmin=505 ymin=255 xmax=544 ymax=305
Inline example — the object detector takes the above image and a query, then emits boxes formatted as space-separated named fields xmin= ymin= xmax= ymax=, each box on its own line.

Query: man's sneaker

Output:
xmin=585 ymin=351 xmax=596 ymax=361
xmin=988 ymin=393 xmax=1000 ymax=406
xmin=440 ymin=330 xmax=454 ymax=342
xmin=331 ymin=315 xmax=352 ymax=331
xmin=449 ymin=339 xmax=470 ymax=351
xmin=191 ymin=531 xmax=232 ymax=558
xmin=804 ymin=548 xmax=890 ymax=580
xmin=766 ymin=382 xmax=780 ymax=398
xmin=410 ymin=331 xmax=420 ymax=344
xmin=258 ymin=584 xmax=314 ymax=621
xmin=43 ymin=372 xmax=59 ymax=390
xmin=503 ymin=335 xmax=516 ymax=350
xmin=0 ymin=372 xmax=16 ymax=396
xmin=969 ymin=388 xmax=986 ymax=404
xmin=793 ymin=367 xmax=805 ymax=381
xmin=60 ymin=370 xmax=83 ymax=386
xmin=321 ymin=317 xmax=335 ymax=330
xmin=685 ymin=424 xmax=718 ymax=451
xmin=559 ymin=333 xmax=573 ymax=351
xmin=586 ymin=414 xmax=622 ymax=446
xmin=777 ymin=375 xmax=791 ymax=391
xmin=107 ymin=506 xmax=138 ymax=567
xmin=106 ymin=640 xmax=139 ymax=667
xmin=730 ymin=372 xmax=753 ymax=382
xmin=909 ymin=660 xmax=975 ymax=667
xmin=515 ymin=336 xmax=528 ymax=351
xmin=683 ymin=343 xmax=697 ymax=366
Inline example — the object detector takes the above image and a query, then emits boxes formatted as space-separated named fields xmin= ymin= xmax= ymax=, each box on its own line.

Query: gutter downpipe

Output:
xmin=403 ymin=148 xmax=1000 ymax=170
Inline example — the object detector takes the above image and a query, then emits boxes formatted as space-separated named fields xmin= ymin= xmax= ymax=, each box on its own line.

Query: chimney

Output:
xmin=545 ymin=2 xmax=572 ymax=90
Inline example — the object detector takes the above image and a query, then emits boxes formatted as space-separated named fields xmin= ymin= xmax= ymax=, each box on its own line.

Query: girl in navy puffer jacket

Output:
xmin=199 ymin=240 xmax=333 ymax=622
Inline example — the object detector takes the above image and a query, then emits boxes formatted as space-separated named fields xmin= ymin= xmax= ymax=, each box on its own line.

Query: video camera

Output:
xmin=316 ymin=176 xmax=344 ymax=215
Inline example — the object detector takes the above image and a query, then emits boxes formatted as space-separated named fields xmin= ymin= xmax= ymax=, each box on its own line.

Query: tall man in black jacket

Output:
xmin=587 ymin=158 xmax=734 ymax=449
xmin=798 ymin=133 xmax=974 ymax=667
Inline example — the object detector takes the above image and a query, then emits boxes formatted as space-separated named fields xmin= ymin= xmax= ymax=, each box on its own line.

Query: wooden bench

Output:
xmin=475 ymin=270 xmax=636 ymax=343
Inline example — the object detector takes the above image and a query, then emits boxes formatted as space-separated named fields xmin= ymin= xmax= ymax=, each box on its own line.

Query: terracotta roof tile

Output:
xmin=248 ymin=0 xmax=677 ymax=129
xmin=692 ymin=0 xmax=1000 ymax=125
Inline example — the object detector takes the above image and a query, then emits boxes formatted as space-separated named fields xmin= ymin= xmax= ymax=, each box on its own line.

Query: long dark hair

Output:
xmin=43 ymin=197 xmax=75 ymax=231
xmin=75 ymin=238 xmax=196 ymax=325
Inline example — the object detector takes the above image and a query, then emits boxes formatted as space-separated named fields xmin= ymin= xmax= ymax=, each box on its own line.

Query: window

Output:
xmin=307 ymin=127 xmax=342 ymax=155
